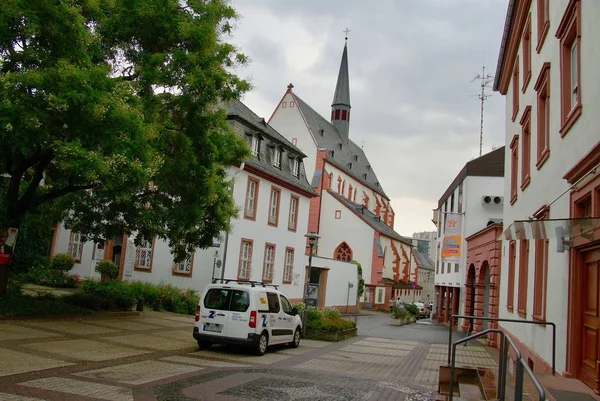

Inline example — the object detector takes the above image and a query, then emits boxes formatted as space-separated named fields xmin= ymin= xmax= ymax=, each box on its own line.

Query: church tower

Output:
xmin=331 ymin=37 xmax=351 ymax=141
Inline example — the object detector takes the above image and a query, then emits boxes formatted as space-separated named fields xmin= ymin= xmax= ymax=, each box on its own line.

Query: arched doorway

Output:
xmin=464 ymin=264 xmax=476 ymax=333
xmin=478 ymin=261 xmax=491 ymax=331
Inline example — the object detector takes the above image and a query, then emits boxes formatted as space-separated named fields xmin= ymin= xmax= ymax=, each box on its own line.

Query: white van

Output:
xmin=193 ymin=280 xmax=303 ymax=356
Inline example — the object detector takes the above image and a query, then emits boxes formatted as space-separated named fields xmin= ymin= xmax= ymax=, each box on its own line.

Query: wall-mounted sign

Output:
xmin=0 ymin=228 xmax=18 ymax=265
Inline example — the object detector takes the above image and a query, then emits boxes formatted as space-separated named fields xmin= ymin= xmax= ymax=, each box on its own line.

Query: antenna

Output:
xmin=471 ymin=66 xmax=494 ymax=157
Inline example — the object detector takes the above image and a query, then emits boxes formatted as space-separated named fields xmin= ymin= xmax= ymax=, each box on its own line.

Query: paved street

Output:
xmin=0 ymin=311 xmax=498 ymax=400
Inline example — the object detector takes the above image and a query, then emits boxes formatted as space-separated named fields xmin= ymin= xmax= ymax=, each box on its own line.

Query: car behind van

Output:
xmin=193 ymin=280 xmax=302 ymax=356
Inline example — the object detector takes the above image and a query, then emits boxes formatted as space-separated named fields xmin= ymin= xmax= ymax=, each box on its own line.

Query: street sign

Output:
xmin=216 ymin=260 xmax=222 ymax=268
xmin=213 ymin=243 xmax=220 ymax=248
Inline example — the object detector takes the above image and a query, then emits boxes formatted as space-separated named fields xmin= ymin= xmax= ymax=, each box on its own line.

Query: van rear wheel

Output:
xmin=197 ymin=339 xmax=212 ymax=350
xmin=254 ymin=332 xmax=268 ymax=356
xmin=289 ymin=328 xmax=300 ymax=348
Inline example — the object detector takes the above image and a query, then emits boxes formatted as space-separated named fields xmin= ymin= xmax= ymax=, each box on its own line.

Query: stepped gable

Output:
xmin=293 ymin=94 xmax=389 ymax=199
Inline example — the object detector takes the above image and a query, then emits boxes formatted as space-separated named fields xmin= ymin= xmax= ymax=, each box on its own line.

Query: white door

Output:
xmin=266 ymin=292 xmax=285 ymax=344
xmin=279 ymin=294 xmax=296 ymax=342
xmin=200 ymin=288 xmax=231 ymax=337
xmin=226 ymin=289 xmax=251 ymax=339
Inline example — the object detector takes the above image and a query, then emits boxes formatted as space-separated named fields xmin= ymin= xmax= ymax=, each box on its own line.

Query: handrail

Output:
xmin=519 ymin=358 xmax=546 ymax=401
xmin=448 ymin=329 xmax=505 ymax=401
xmin=500 ymin=334 xmax=522 ymax=401
xmin=448 ymin=314 xmax=556 ymax=375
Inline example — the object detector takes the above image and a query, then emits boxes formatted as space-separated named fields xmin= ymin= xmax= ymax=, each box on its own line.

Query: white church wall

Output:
xmin=318 ymin=190 xmax=374 ymax=284
xmin=268 ymin=92 xmax=318 ymax=180
xmin=309 ymin=255 xmax=359 ymax=310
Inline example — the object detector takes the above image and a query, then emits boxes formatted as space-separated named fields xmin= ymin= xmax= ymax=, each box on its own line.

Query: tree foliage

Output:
xmin=350 ymin=260 xmax=365 ymax=297
xmin=0 ymin=0 xmax=250 ymax=261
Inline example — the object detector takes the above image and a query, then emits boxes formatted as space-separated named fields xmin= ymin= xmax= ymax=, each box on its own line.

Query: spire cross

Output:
xmin=343 ymin=27 xmax=351 ymax=40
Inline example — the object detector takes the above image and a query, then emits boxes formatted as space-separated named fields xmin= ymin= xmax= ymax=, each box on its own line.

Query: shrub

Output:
xmin=402 ymin=302 xmax=419 ymax=317
xmin=69 ymin=279 xmax=136 ymax=311
xmin=94 ymin=260 xmax=119 ymax=280
xmin=390 ymin=303 xmax=408 ymax=319
xmin=310 ymin=316 xmax=356 ymax=332
xmin=50 ymin=253 xmax=75 ymax=273
xmin=156 ymin=284 xmax=199 ymax=315
xmin=0 ymin=288 xmax=92 ymax=317
xmin=22 ymin=264 xmax=78 ymax=288
xmin=322 ymin=307 xmax=342 ymax=319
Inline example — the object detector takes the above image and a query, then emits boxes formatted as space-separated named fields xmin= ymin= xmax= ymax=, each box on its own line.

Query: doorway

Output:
xmin=579 ymin=246 xmax=600 ymax=392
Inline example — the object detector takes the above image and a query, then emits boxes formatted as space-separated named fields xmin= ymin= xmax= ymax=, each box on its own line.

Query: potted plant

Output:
xmin=95 ymin=260 xmax=119 ymax=281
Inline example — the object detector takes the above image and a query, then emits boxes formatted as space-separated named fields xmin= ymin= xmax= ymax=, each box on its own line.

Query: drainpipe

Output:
xmin=220 ymin=163 xmax=245 ymax=280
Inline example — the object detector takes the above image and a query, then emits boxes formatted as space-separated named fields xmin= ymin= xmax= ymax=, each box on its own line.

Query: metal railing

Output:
xmin=446 ymin=315 xmax=551 ymax=400
xmin=447 ymin=315 xmax=556 ymax=375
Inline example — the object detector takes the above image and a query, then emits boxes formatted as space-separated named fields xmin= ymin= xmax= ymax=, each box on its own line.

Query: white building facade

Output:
xmin=432 ymin=148 xmax=505 ymax=324
xmin=493 ymin=0 xmax=600 ymax=389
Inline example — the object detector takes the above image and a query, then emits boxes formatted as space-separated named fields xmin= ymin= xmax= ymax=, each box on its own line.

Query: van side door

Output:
xmin=279 ymin=294 xmax=296 ymax=342
xmin=266 ymin=292 xmax=283 ymax=344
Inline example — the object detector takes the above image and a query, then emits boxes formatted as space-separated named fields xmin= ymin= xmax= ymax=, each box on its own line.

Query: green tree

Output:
xmin=0 ymin=0 xmax=250 ymax=293
xmin=350 ymin=260 xmax=365 ymax=298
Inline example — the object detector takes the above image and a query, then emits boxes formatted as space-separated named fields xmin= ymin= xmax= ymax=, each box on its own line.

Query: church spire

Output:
xmin=331 ymin=31 xmax=351 ymax=140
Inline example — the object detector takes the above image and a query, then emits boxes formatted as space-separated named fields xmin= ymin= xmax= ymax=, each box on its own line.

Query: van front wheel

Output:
xmin=289 ymin=328 xmax=301 ymax=348
xmin=254 ymin=332 xmax=268 ymax=356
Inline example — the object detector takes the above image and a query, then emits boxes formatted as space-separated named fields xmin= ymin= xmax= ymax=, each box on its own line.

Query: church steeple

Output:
xmin=331 ymin=32 xmax=351 ymax=140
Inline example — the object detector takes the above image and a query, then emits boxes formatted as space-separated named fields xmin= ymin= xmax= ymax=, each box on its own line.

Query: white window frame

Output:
xmin=135 ymin=240 xmax=153 ymax=270
xmin=570 ymin=40 xmax=578 ymax=109
xmin=268 ymin=188 xmax=279 ymax=225
xmin=173 ymin=253 xmax=193 ymax=275
xmin=244 ymin=179 xmax=257 ymax=218
xmin=292 ymin=158 xmax=299 ymax=177
xmin=375 ymin=287 xmax=385 ymax=304
xmin=273 ymin=147 xmax=281 ymax=168
xmin=283 ymin=248 xmax=294 ymax=283
xmin=238 ymin=240 xmax=253 ymax=279
xmin=251 ymin=136 xmax=259 ymax=157
xmin=68 ymin=232 xmax=84 ymax=262
xmin=288 ymin=196 xmax=298 ymax=230
xmin=263 ymin=244 xmax=275 ymax=282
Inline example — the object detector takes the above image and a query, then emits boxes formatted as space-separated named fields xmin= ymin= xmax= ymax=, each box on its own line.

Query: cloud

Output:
xmin=229 ymin=0 xmax=508 ymax=233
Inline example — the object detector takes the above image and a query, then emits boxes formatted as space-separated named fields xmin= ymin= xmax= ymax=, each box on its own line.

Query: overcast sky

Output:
xmin=228 ymin=0 xmax=508 ymax=237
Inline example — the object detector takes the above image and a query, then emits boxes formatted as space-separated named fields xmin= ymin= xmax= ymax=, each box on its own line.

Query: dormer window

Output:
xmin=320 ymin=129 xmax=325 ymax=136
xmin=251 ymin=136 xmax=259 ymax=157
xmin=363 ymin=173 xmax=367 ymax=179
xmin=338 ymin=143 xmax=343 ymax=150
xmin=354 ymin=155 xmax=358 ymax=161
xmin=273 ymin=147 xmax=281 ymax=168
xmin=348 ymin=163 xmax=353 ymax=170
xmin=292 ymin=159 xmax=300 ymax=178
xmin=330 ymin=150 xmax=335 ymax=158
xmin=366 ymin=165 xmax=371 ymax=170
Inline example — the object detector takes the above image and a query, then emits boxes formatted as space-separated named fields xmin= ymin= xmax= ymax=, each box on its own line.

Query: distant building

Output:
xmin=432 ymin=147 xmax=505 ymax=327
xmin=412 ymin=231 xmax=438 ymax=265
xmin=413 ymin=248 xmax=435 ymax=304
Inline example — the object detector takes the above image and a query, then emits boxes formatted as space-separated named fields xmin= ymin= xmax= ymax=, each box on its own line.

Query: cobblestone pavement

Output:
xmin=0 ymin=311 xmax=498 ymax=400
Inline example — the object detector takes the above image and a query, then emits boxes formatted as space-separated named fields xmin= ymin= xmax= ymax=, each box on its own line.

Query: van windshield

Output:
xmin=204 ymin=288 xmax=249 ymax=312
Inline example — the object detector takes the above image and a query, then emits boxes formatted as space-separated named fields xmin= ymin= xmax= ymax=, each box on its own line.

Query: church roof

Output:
xmin=224 ymin=99 xmax=316 ymax=197
xmin=412 ymin=249 xmax=434 ymax=271
xmin=332 ymin=41 xmax=351 ymax=108
xmin=327 ymin=190 xmax=410 ymax=245
xmin=292 ymin=94 xmax=389 ymax=199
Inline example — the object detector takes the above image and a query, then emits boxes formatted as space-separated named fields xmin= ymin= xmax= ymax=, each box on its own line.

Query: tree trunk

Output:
xmin=0 ymin=267 xmax=8 ymax=296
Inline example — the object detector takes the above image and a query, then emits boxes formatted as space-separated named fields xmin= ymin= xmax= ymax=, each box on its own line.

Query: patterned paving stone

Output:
xmin=323 ymin=351 xmax=400 ymax=365
xmin=363 ymin=337 xmax=419 ymax=346
xmin=83 ymin=320 xmax=162 ymax=331
xmin=0 ymin=393 xmax=44 ymax=400
xmin=296 ymin=358 xmax=391 ymax=376
xmin=0 ymin=348 xmax=73 ymax=377
xmin=189 ymin=349 xmax=290 ymax=365
xmin=23 ymin=339 xmax=149 ymax=361
xmin=339 ymin=344 xmax=411 ymax=357
xmin=161 ymin=315 xmax=196 ymax=324
xmin=0 ymin=324 xmax=60 ymax=341
xmin=298 ymin=339 xmax=330 ymax=348
xmin=75 ymin=361 xmax=202 ymax=385
xmin=161 ymin=356 xmax=248 ymax=368
xmin=133 ymin=318 xmax=193 ymax=328
xmin=151 ymin=329 xmax=194 ymax=343
xmin=106 ymin=333 xmax=194 ymax=351
xmin=277 ymin=346 xmax=315 ymax=356
xmin=24 ymin=321 xmax=119 ymax=336
xmin=354 ymin=339 xmax=417 ymax=350
xmin=20 ymin=377 xmax=133 ymax=401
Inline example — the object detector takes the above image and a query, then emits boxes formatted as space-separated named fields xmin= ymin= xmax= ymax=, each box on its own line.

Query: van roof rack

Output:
xmin=212 ymin=278 xmax=279 ymax=290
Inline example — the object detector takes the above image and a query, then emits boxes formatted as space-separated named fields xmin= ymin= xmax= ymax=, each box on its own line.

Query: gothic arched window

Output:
xmin=334 ymin=242 xmax=353 ymax=262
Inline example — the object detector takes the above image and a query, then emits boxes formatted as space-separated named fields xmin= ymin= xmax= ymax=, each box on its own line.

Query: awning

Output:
xmin=499 ymin=218 xmax=600 ymax=241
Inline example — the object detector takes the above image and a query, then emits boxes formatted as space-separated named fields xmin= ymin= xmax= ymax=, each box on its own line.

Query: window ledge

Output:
xmin=560 ymin=103 xmax=582 ymax=138
xmin=522 ymin=71 xmax=532 ymax=93
xmin=536 ymin=22 xmax=550 ymax=53
xmin=536 ymin=148 xmax=550 ymax=170
xmin=244 ymin=215 xmax=256 ymax=222
xmin=520 ymin=175 xmax=531 ymax=191
xmin=172 ymin=272 xmax=192 ymax=277
xmin=517 ymin=310 xmax=527 ymax=318
xmin=510 ymin=193 xmax=518 ymax=206
xmin=507 ymin=306 xmax=514 ymax=313
xmin=532 ymin=314 xmax=546 ymax=323
xmin=134 ymin=267 xmax=152 ymax=273
xmin=512 ymin=105 xmax=520 ymax=122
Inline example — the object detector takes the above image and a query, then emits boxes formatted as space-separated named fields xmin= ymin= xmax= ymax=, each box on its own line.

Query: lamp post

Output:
xmin=302 ymin=231 xmax=320 ymax=337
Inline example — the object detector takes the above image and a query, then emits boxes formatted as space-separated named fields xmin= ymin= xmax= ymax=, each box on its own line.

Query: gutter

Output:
xmin=493 ymin=0 xmax=516 ymax=91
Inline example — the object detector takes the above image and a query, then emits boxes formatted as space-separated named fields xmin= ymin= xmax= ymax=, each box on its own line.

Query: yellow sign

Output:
xmin=441 ymin=213 xmax=462 ymax=263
